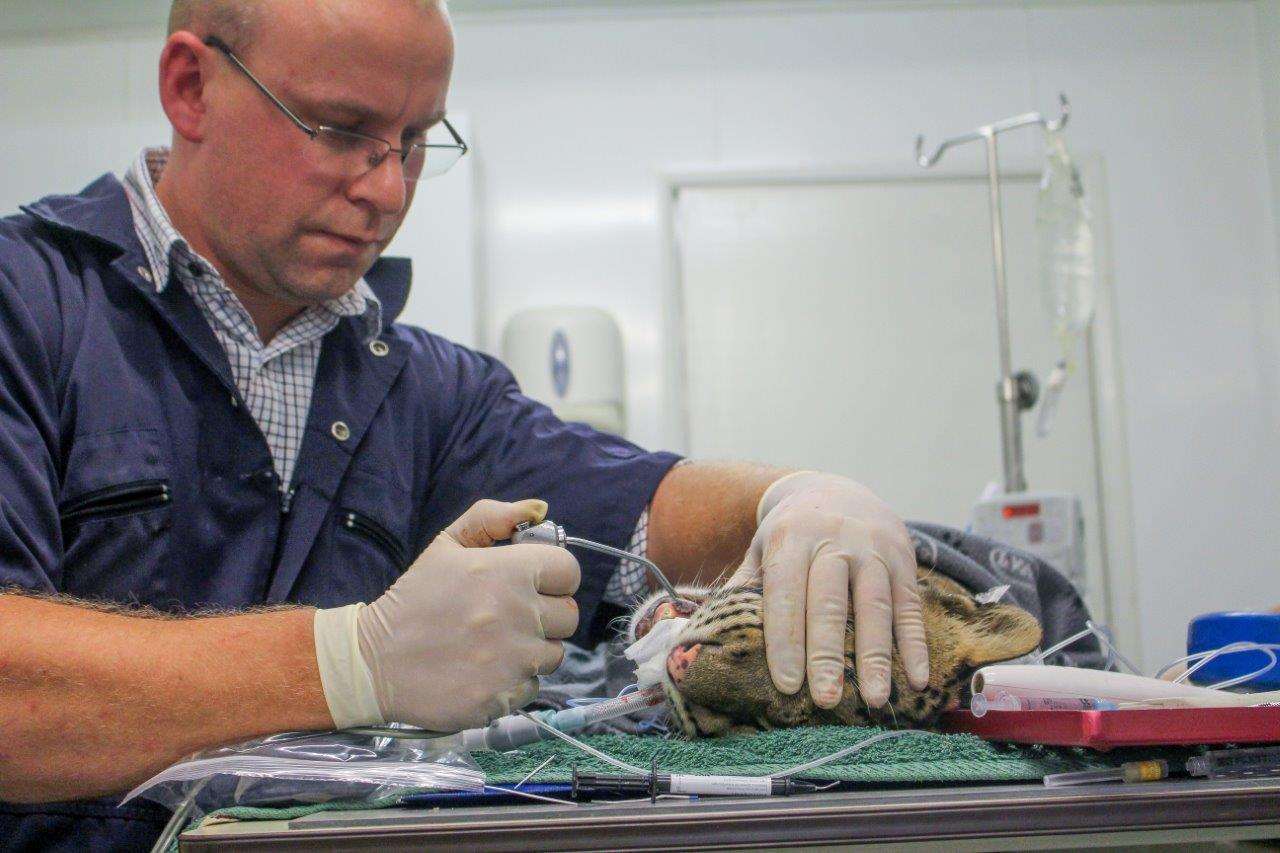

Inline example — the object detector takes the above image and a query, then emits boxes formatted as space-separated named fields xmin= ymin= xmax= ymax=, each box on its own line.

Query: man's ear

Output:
xmin=158 ymin=32 xmax=214 ymax=143
xmin=960 ymin=603 xmax=1043 ymax=667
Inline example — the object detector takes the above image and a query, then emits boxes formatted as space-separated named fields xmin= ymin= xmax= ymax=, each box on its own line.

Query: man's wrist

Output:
xmin=313 ymin=604 xmax=384 ymax=729
xmin=755 ymin=470 xmax=819 ymax=524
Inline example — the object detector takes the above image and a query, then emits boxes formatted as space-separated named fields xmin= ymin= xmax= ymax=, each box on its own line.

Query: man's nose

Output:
xmin=347 ymin=155 xmax=408 ymax=216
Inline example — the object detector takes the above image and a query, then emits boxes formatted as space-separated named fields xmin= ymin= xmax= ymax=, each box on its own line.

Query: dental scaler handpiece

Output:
xmin=513 ymin=519 xmax=681 ymax=602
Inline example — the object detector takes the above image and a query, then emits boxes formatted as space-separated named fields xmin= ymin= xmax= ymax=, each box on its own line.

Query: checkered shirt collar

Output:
xmin=122 ymin=147 xmax=382 ymax=340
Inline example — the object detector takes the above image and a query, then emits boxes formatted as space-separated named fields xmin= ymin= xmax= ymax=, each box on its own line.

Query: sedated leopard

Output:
xmin=626 ymin=569 xmax=1042 ymax=738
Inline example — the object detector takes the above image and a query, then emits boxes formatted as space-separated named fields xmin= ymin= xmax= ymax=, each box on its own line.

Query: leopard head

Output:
xmin=626 ymin=571 xmax=1041 ymax=738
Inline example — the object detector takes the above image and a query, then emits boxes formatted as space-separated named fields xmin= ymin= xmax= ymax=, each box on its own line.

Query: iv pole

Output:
xmin=914 ymin=93 xmax=1070 ymax=494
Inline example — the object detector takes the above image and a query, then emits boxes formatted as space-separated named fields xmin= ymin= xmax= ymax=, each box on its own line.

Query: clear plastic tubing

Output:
xmin=570 ymin=687 xmax=665 ymax=727
xmin=971 ymin=691 xmax=1117 ymax=717
xmin=459 ymin=686 xmax=666 ymax=752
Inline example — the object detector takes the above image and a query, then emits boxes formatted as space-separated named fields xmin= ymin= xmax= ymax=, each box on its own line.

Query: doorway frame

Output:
xmin=656 ymin=160 xmax=1141 ymax=664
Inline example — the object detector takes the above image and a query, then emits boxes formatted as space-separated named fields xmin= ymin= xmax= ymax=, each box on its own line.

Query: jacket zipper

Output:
xmin=61 ymin=480 xmax=171 ymax=524
xmin=340 ymin=510 xmax=407 ymax=568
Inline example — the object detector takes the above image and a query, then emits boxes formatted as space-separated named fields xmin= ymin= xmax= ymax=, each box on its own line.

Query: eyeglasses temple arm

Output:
xmin=202 ymin=36 xmax=318 ymax=139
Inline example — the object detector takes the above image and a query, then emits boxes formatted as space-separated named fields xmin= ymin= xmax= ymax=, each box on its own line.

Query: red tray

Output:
xmin=941 ymin=706 xmax=1280 ymax=751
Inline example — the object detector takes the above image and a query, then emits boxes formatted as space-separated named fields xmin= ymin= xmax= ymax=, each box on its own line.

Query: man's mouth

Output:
xmin=312 ymin=231 xmax=381 ymax=254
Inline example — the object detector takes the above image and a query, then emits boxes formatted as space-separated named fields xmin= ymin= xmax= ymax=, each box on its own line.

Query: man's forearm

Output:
xmin=647 ymin=461 xmax=791 ymax=586
xmin=0 ymin=594 xmax=332 ymax=803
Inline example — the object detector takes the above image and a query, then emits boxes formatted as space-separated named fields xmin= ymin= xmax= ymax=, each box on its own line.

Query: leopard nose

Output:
xmin=666 ymin=643 xmax=701 ymax=683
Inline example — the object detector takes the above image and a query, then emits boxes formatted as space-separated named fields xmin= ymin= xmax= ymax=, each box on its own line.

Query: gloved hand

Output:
xmin=728 ymin=472 xmax=929 ymax=709
xmin=313 ymin=498 xmax=580 ymax=732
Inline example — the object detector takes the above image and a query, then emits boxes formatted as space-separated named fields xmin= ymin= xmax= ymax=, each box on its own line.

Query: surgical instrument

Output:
xmin=571 ymin=765 xmax=820 ymax=802
xmin=1187 ymin=746 xmax=1280 ymax=780
xmin=341 ymin=521 xmax=679 ymax=742
xmin=513 ymin=519 xmax=681 ymax=602
xmin=1043 ymin=760 xmax=1168 ymax=788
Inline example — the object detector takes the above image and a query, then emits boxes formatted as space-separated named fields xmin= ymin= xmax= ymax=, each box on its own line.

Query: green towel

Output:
xmin=173 ymin=726 xmax=1117 ymax=849
xmin=475 ymin=726 xmax=1105 ymax=784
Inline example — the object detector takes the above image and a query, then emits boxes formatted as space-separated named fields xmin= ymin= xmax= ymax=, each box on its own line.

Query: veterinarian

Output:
xmin=0 ymin=0 xmax=930 ymax=847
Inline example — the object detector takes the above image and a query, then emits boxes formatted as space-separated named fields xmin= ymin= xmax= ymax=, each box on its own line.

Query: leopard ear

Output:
xmin=959 ymin=602 xmax=1043 ymax=667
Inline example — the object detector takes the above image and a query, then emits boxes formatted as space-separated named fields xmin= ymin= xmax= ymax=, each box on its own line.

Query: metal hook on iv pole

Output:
xmin=914 ymin=93 xmax=1070 ymax=168
xmin=913 ymin=93 xmax=1070 ymax=494
xmin=513 ymin=520 xmax=681 ymax=602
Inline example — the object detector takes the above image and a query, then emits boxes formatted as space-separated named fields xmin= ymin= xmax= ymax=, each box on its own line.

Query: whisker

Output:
xmin=883 ymin=697 xmax=900 ymax=729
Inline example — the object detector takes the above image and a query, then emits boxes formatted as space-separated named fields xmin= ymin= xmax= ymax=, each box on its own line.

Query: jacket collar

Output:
xmin=21 ymin=172 xmax=413 ymax=329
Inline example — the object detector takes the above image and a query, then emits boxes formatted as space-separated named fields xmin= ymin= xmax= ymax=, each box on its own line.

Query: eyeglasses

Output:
xmin=204 ymin=36 xmax=468 ymax=183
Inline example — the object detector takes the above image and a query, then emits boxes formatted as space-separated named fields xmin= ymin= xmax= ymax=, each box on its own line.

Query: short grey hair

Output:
xmin=168 ymin=0 xmax=448 ymax=51
xmin=168 ymin=0 xmax=260 ymax=50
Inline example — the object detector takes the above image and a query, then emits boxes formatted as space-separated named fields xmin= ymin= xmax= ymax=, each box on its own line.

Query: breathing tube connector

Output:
xmin=348 ymin=685 xmax=665 ymax=745
xmin=571 ymin=762 xmax=820 ymax=802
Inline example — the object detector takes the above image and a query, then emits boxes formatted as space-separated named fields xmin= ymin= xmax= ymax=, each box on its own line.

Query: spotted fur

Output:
xmin=627 ymin=571 xmax=1042 ymax=738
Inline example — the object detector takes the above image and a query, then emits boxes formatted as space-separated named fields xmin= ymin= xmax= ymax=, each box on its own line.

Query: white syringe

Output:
xmin=970 ymin=691 xmax=1117 ymax=717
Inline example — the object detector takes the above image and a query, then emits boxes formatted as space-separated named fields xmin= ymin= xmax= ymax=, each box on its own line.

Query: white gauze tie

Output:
xmin=624 ymin=617 xmax=690 ymax=689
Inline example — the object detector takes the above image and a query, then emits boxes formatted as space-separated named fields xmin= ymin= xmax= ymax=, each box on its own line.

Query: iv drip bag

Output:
xmin=1035 ymin=129 xmax=1097 ymax=438
xmin=1037 ymin=129 xmax=1096 ymax=340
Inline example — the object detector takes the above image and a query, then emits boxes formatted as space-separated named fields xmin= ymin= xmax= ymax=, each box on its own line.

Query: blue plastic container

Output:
xmin=1185 ymin=611 xmax=1280 ymax=689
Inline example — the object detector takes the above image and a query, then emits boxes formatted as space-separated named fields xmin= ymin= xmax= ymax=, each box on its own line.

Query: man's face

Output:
xmin=196 ymin=0 xmax=454 ymax=308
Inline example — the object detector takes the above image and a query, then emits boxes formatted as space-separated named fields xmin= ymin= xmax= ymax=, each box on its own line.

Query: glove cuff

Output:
xmin=313 ymin=604 xmax=385 ymax=729
xmin=756 ymin=470 xmax=821 ymax=525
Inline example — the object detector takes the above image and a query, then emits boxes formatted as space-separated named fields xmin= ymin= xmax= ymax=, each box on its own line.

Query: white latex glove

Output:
xmin=728 ymin=471 xmax=929 ymax=709
xmin=313 ymin=498 xmax=580 ymax=732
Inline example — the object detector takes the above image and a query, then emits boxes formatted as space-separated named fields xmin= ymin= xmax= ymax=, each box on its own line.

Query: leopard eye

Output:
xmin=729 ymin=647 xmax=751 ymax=660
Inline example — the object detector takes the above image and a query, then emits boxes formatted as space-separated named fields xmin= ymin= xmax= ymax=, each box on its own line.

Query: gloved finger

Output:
xmin=805 ymin=550 xmax=851 ymax=709
xmin=530 ymin=545 xmax=581 ymax=596
xmin=445 ymin=498 xmax=548 ymax=548
xmin=851 ymin=551 xmax=894 ymax=708
xmin=725 ymin=539 xmax=762 ymax=590
xmin=537 ymin=594 xmax=579 ymax=640
xmin=533 ymin=640 xmax=566 ymax=676
xmin=760 ymin=532 xmax=811 ymax=695
xmin=497 ymin=677 xmax=542 ymax=717
xmin=887 ymin=545 xmax=930 ymax=690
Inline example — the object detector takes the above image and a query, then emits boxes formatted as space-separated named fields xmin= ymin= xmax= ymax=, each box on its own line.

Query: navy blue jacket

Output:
xmin=0 ymin=175 xmax=681 ymax=850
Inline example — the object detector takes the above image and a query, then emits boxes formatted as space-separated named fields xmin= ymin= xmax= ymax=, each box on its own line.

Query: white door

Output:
xmin=673 ymin=175 xmax=1122 ymax=624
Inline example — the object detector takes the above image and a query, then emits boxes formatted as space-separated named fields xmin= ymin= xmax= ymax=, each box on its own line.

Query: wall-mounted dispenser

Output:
xmin=500 ymin=307 xmax=626 ymax=436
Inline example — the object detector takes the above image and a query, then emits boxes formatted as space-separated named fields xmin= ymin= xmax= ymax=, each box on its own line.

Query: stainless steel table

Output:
xmin=180 ymin=777 xmax=1280 ymax=851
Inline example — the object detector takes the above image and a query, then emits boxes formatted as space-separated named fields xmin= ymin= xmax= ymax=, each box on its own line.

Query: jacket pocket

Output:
xmin=61 ymin=479 xmax=171 ymax=526
xmin=338 ymin=508 xmax=407 ymax=570
xmin=59 ymin=428 xmax=174 ymax=603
